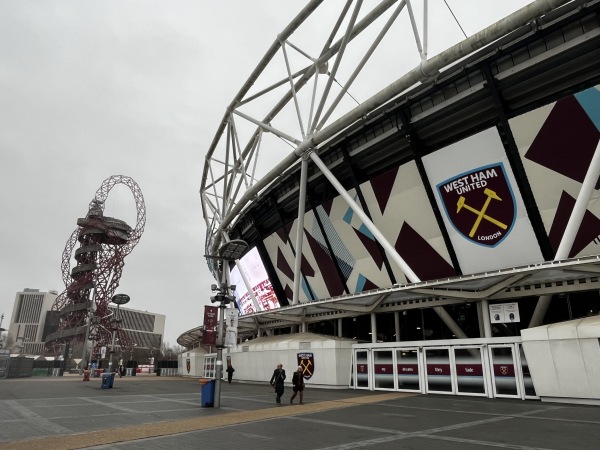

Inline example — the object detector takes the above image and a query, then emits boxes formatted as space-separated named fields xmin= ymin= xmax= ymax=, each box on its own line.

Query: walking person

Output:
xmin=269 ymin=363 xmax=286 ymax=404
xmin=226 ymin=363 xmax=235 ymax=384
xmin=290 ymin=366 xmax=305 ymax=404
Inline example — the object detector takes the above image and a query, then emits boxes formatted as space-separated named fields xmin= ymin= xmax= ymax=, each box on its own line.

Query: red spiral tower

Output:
xmin=46 ymin=175 xmax=146 ymax=359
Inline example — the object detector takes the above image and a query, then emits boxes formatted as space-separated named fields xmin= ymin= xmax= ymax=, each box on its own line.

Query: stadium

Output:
xmin=181 ymin=0 xmax=600 ymax=403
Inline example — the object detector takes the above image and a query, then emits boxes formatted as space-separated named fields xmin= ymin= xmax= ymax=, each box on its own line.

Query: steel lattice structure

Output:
xmin=46 ymin=175 xmax=146 ymax=358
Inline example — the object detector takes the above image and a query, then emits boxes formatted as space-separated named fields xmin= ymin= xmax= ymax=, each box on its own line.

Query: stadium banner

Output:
xmin=423 ymin=128 xmax=543 ymax=274
xmin=201 ymin=305 xmax=218 ymax=346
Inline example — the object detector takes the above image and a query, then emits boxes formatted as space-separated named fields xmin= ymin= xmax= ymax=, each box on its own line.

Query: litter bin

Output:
xmin=101 ymin=373 xmax=112 ymax=389
xmin=199 ymin=378 xmax=215 ymax=407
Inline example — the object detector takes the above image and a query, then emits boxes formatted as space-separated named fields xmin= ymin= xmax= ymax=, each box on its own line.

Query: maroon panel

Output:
xmin=374 ymin=364 xmax=393 ymax=374
xmin=361 ymin=278 xmax=380 ymax=292
xmin=305 ymin=230 xmax=345 ymax=296
xmin=426 ymin=364 xmax=451 ymax=376
xmin=548 ymin=191 xmax=600 ymax=257
xmin=322 ymin=199 xmax=333 ymax=216
xmin=357 ymin=363 xmax=369 ymax=374
xmin=276 ymin=227 xmax=288 ymax=242
xmin=276 ymin=248 xmax=294 ymax=279
xmin=493 ymin=364 xmax=516 ymax=377
xmin=525 ymin=96 xmax=600 ymax=188
xmin=370 ymin=167 xmax=399 ymax=215
xmin=353 ymin=227 xmax=386 ymax=270
xmin=283 ymin=284 xmax=293 ymax=302
xmin=397 ymin=364 xmax=419 ymax=375
xmin=456 ymin=364 xmax=484 ymax=376
xmin=300 ymin=252 xmax=315 ymax=277
xmin=396 ymin=222 xmax=456 ymax=281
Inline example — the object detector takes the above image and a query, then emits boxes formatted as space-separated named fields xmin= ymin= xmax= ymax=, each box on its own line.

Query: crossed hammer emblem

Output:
xmin=457 ymin=188 xmax=508 ymax=237
xmin=300 ymin=359 xmax=313 ymax=376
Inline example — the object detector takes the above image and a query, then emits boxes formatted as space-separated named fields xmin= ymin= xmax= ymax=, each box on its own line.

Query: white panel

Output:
xmin=521 ymin=340 xmax=559 ymax=397
xmin=579 ymin=339 xmax=600 ymax=398
xmin=550 ymin=339 xmax=592 ymax=398
xmin=422 ymin=128 xmax=543 ymax=274
xmin=576 ymin=315 xmax=600 ymax=338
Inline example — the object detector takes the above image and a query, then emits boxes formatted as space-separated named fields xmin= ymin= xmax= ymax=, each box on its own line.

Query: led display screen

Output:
xmin=229 ymin=247 xmax=280 ymax=315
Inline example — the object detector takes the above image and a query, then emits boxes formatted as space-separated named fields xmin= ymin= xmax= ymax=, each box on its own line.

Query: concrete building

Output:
xmin=5 ymin=288 xmax=165 ymax=359
xmin=7 ymin=289 xmax=58 ymax=355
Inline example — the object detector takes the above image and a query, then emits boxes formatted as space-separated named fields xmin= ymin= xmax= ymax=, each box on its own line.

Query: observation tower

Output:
xmin=46 ymin=175 xmax=146 ymax=360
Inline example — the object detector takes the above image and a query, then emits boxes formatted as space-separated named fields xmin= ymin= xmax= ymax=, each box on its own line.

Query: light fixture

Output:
xmin=218 ymin=239 xmax=248 ymax=260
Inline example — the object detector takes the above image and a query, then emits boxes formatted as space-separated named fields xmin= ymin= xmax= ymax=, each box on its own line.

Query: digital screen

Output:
xmin=229 ymin=247 xmax=280 ymax=315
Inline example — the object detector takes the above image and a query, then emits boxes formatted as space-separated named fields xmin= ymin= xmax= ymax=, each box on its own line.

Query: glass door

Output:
xmin=453 ymin=346 xmax=487 ymax=396
xmin=424 ymin=347 xmax=454 ymax=394
xmin=488 ymin=344 xmax=520 ymax=398
xmin=395 ymin=348 xmax=421 ymax=392
xmin=518 ymin=344 xmax=538 ymax=399
xmin=354 ymin=349 xmax=370 ymax=389
xmin=373 ymin=349 xmax=394 ymax=390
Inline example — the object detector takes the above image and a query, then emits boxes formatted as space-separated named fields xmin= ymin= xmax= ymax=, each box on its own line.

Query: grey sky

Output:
xmin=0 ymin=1 xmax=530 ymax=345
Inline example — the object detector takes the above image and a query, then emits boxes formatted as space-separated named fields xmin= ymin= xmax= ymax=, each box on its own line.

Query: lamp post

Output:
xmin=207 ymin=238 xmax=248 ymax=408
xmin=108 ymin=294 xmax=130 ymax=372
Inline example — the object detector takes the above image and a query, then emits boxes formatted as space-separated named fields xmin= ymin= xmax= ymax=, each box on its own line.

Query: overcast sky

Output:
xmin=0 ymin=1 xmax=531 ymax=346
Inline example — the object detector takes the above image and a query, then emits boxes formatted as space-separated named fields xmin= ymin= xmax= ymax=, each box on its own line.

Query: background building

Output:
xmin=6 ymin=288 xmax=165 ymax=359
xmin=6 ymin=289 xmax=57 ymax=355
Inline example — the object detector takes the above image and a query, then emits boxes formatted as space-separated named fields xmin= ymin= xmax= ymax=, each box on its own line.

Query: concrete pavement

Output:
xmin=1 ymin=374 xmax=599 ymax=449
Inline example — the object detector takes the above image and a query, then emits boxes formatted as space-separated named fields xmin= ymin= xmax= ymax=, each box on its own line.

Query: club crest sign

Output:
xmin=437 ymin=163 xmax=516 ymax=247
xmin=297 ymin=352 xmax=314 ymax=380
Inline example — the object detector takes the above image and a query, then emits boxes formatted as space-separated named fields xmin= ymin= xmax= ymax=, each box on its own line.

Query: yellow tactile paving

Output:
xmin=1 ymin=392 xmax=413 ymax=450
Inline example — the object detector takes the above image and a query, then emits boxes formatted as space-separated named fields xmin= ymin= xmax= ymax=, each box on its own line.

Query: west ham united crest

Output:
xmin=297 ymin=352 xmax=314 ymax=379
xmin=437 ymin=163 xmax=516 ymax=247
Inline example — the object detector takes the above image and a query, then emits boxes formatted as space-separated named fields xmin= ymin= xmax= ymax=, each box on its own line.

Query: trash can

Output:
xmin=156 ymin=368 xmax=161 ymax=377
xmin=101 ymin=373 xmax=112 ymax=389
xmin=199 ymin=378 xmax=215 ymax=407
xmin=108 ymin=372 xmax=115 ymax=388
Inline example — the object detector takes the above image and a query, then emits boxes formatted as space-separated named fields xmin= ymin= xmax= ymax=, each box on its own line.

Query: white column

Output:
xmin=371 ymin=313 xmax=377 ymax=343
xmin=293 ymin=156 xmax=309 ymax=305
xmin=394 ymin=311 xmax=401 ymax=342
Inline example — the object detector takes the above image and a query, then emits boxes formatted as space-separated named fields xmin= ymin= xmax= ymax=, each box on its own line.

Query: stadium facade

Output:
xmin=188 ymin=0 xmax=600 ymax=402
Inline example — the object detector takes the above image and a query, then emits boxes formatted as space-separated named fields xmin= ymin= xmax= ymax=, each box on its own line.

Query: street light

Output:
xmin=108 ymin=294 xmax=130 ymax=372
xmin=208 ymin=238 xmax=248 ymax=409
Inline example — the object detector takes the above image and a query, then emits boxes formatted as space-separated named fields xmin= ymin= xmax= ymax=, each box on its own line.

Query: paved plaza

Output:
xmin=1 ymin=374 xmax=599 ymax=449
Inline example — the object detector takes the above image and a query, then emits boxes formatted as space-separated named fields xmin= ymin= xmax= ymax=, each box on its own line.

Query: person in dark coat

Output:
xmin=290 ymin=366 xmax=305 ymax=404
xmin=226 ymin=364 xmax=235 ymax=384
xmin=269 ymin=363 xmax=286 ymax=403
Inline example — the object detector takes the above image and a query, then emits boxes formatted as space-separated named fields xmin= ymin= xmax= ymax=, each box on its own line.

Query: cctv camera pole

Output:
xmin=213 ymin=286 xmax=227 ymax=408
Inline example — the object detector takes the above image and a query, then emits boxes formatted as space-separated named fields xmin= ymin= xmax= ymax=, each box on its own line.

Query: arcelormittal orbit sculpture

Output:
xmin=46 ymin=175 xmax=146 ymax=359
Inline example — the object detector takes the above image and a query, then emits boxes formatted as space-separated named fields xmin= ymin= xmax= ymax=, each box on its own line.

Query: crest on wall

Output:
xmin=297 ymin=352 xmax=315 ymax=380
xmin=437 ymin=163 xmax=516 ymax=247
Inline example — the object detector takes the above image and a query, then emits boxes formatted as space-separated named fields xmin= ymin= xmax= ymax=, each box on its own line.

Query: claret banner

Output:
xmin=437 ymin=163 xmax=516 ymax=247
xmin=201 ymin=305 xmax=218 ymax=346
